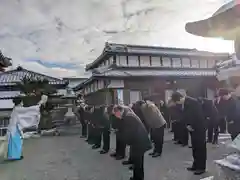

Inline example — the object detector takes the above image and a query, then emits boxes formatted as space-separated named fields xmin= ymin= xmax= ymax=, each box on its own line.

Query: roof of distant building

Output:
xmin=0 ymin=66 xmax=67 ymax=86
xmin=86 ymin=42 xmax=230 ymax=70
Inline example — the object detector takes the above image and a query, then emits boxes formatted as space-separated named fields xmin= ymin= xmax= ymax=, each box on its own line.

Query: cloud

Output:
xmin=25 ymin=59 xmax=78 ymax=69
xmin=0 ymin=0 xmax=233 ymax=77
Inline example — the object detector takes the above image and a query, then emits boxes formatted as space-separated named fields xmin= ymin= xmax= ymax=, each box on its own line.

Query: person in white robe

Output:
xmin=6 ymin=95 xmax=46 ymax=161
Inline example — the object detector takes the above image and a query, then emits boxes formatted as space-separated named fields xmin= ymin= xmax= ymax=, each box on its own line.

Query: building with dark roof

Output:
xmin=0 ymin=66 xmax=68 ymax=100
xmin=74 ymin=42 xmax=230 ymax=105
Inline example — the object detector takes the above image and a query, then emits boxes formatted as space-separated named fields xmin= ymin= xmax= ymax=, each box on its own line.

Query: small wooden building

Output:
xmin=0 ymin=66 xmax=68 ymax=136
xmin=74 ymin=43 xmax=230 ymax=105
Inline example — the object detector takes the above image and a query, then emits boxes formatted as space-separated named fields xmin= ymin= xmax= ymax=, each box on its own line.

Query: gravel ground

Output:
xmin=0 ymin=129 xmax=233 ymax=180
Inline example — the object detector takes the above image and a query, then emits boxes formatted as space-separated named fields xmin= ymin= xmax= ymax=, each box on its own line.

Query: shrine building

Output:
xmin=74 ymin=43 xmax=230 ymax=105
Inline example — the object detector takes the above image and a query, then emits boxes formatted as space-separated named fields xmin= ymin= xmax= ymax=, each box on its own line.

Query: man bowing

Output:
xmin=112 ymin=105 xmax=152 ymax=180
xmin=171 ymin=92 xmax=207 ymax=175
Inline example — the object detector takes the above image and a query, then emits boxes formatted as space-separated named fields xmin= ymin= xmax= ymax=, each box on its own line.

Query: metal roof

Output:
xmin=86 ymin=42 xmax=230 ymax=70
xmin=0 ymin=66 xmax=67 ymax=86
xmin=93 ymin=68 xmax=216 ymax=77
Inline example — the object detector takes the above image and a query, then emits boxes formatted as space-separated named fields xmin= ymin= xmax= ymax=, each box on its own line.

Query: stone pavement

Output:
xmin=0 ymin=129 xmax=231 ymax=180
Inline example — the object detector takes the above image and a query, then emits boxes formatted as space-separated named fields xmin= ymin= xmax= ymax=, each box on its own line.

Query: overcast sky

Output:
xmin=0 ymin=0 xmax=233 ymax=78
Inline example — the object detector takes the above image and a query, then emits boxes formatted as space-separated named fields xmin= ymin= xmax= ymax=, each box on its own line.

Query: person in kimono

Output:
xmin=7 ymin=96 xmax=41 ymax=161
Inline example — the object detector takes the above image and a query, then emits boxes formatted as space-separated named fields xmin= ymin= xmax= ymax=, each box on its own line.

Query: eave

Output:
xmin=185 ymin=1 xmax=240 ymax=40
xmin=85 ymin=43 xmax=230 ymax=71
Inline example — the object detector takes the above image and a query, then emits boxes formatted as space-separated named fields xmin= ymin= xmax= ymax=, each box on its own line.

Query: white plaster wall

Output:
xmin=108 ymin=80 xmax=124 ymax=88
xmin=182 ymin=57 xmax=191 ymax=68
xmin=117 ymin=55 xmax=127 ymax=66
xmin=191 ymin=59 xmax=199 ymax=68
xmin=151 ymin=56 xmax=160 ymax=67
xmin=162 ymin=57 xmax=171 ymax=67
xmin=140 ymin=56 xmax=150 ymax=67
xmin=128 ymin=56 xmax=139 ymax=66
xmin=129 ymin=90 xmax=141 ymax=104
xmin=172 ymin=57 xmax=181 ymax=68
xmin=199 ymin=59 xmax=208 ymax=68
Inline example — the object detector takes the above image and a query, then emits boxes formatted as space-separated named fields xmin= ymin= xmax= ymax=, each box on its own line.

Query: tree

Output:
xmin=17 ymin=76 xmax=57 ymax=107
xmin=17 ymin=76 xmax=57 ymax=130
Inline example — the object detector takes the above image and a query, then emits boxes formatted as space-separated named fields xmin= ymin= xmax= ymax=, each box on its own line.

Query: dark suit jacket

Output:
xmin=183 ymin=97 xmax=206 ymax=132
xmin=201 ymin=99 xmax=218 ymax=124
xmin=132 ymin=102 xmax=149 ymax=131
xmin=120 ymin=112 xmax=152 ymax=153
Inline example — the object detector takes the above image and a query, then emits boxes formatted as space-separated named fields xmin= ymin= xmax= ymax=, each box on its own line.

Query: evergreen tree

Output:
xmin=17 ymin=76 xmax=57 ymax=130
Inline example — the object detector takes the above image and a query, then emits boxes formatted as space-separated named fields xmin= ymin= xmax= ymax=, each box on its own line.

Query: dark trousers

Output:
xmin=219 ymin=118 xmax=226 ymax=133
xmin=87 ymin=124 xmax=94 ymax=143
xmin=190 ymin=131 xmax=206 ymax=171
xmin=80 ymin=120 xmax=87 ymax=136
xmin=102 ymin=128 xmax=110 ymax=151
xmin=228 ymin=123 xmax=240 ymax=140
xmin=128 ymin=146 xmax=133 ymax=163
xmin=150 ymin=129 xmax=154 ymax=142
xmin=116 ymin=133 xmax=126 ymax=157
xmin=180 ymin=123 xmax=189 ymax=145
xmin=208 ymin=121 xmax=219 ymax=143
xmin=152 ymin=126 xmax=164 ymax=154
xmin=132 ymin=151 xmax=144 ymax=180
xmin=172 ymin=121 xmax=180 ymax=141
xmin=93 ymin=128 xmax=102 ymax=146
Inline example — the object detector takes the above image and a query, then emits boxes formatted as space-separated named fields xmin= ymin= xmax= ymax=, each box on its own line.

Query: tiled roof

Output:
xmin=86 ymin=42 xmax=230 ymax=70
xmin=0 ymin=91 xmax=22 ymax=99
xmin=93 ymin=68 xmax=216 ymax=77
xmin=0 ymin=66 xmax=67 ymax=86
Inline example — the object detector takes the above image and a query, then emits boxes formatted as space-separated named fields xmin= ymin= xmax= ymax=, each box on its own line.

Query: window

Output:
xmin=140 ymin=56 xmax=150 ymax=67
xmin=109 ymin=56 xmax=113 ymax=65
xmin=116 ymin=55 xmax=127 ymax=66
xmin=162 ymin=57 xmax=171 ymax=67
xmin=128 ymin=56 xmax=138 ymax=66
xmin=172 ymin=57 xmax=182 ymax=68
xmin=207 ymin=60 xmax=216 ymax=68
xmin=151 ymin=57 xmax=160 ymax=67
xmin=182 ymin=57 xmax=191 ymax=68
xmin=191 ymin=59 xmax=200 ymax=68
xmin=199 ymin=59 xmax=208 ymax=68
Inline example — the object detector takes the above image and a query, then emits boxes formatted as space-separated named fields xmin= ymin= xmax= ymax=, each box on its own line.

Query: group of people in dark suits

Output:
xmin=76 ymin=100 xmax=166 ymax=180
xmin=75 ymin=88 xmax=240 ymax=179
xmin=169 ymin=88 xmax=240 ymax=175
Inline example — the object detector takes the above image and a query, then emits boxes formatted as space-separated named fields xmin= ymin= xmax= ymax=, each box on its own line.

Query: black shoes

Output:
xmin=149 ymin=151 xmax=155 ymax=156
xmin=115 ymin=155 xmax=125 ymax=160
xmin=187 ymin=167 xmax=196 ymax=171
xmin=99 ymin=150 xmax=108 ymax=154
xmin=122 ymin=160 xmax=133 ymax=165
xmin=92 ymin=145 xmax=101 ymax=149
xmin=152 ymin=152 xmax=161 ymax=158
xmin=129 ymin=165 xmax=133 ymax=170
xmin=187 ymin=167 xmax=205 ymax=175
xmin=110 ymin=152 xmax=117 ymax=157
xmin=194 ymin=170 xmax=206 ymax=175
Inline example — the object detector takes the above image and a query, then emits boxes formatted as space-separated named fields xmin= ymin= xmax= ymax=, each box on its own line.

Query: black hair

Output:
xmin=218 ymin=88 xmax=231 ymax=96
xmin=171 ymin=91 xmax=183 ymax=102
xmin=12 ymin=97 xmax=22 ymax=106
xmin=113 ymin=105 xmax=124 ymax=113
